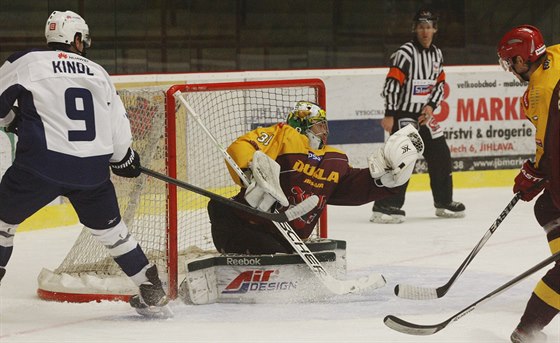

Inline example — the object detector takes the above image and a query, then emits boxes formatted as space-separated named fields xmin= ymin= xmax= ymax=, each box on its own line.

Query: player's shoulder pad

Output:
xmin=240 ymin=122 xmax=282 ymax=145
xmin=252 ymin=122 xmax=283 ymax=134
xmin=276 ymin=122 xmax=301 ymax=136
xmin=542 ymin=45 xmax=560 ymax=73
xmin=6 ymin=48 xmax=47 ymax=63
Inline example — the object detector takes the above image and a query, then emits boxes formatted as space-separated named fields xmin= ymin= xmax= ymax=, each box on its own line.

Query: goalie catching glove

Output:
xmin=244 ymin=150 xmax=290 ymax=212
xmin=368 ymin=124 xmax=424 ymax=188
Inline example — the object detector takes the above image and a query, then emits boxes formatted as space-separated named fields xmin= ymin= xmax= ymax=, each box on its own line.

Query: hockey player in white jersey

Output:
xmin=0 ymin=10 xmax=171 ymax=318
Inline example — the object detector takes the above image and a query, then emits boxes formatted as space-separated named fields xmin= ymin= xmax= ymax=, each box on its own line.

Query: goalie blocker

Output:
xmin=179 ymin=239 xmax=348 ymax=304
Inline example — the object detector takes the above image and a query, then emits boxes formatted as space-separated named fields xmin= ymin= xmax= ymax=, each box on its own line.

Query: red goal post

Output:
xmin=37 ymin=78 xmax=328 ymax=302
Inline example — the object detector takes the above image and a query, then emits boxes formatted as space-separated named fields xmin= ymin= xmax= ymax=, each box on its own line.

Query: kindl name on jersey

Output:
xmin=52 ymin=61 xmax=94 ymax=75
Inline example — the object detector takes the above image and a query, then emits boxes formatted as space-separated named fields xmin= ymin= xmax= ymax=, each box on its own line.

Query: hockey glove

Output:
xmin=244 ymin=150 xmax=289 ymax=212
xmin=3 ymin=106 xmax=21 ymax=135
xmin=110 ymin=148 xmax=141 ymax=178
xmin=514 ymin=160 xmax=546 ymax=201
xmin=368 ymin=124 xmax=423 ymax=188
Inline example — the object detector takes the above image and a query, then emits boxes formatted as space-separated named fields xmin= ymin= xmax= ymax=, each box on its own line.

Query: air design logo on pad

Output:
xmin=222 ymin=270 xmax=297 ymax=294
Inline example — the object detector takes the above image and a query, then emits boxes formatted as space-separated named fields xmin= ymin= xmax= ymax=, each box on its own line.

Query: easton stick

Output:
xmin=395 ymin=179 xmax=547 ymax=300
xmin=140 ymin=166 xmax=318 ymax=223
xmin=384 ymin=251 xmax=560 ymax=335
xmin=174 ymin=90 xmax=386 ymax=295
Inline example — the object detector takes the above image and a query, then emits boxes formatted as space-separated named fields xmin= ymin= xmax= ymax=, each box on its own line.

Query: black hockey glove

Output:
xmin=4 ymin=106 xmax=21 ymax=135
xmin=110 ymin=148 xmax=141 ymax=178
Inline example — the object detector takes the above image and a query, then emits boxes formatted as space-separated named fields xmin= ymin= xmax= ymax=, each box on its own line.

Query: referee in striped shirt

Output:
xmin=370 ymin=9 xmax=465 ymax=224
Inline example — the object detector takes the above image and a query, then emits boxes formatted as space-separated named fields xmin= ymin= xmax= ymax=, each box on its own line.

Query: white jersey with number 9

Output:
xmin=0 ymin=49 xmax=132 ymax=188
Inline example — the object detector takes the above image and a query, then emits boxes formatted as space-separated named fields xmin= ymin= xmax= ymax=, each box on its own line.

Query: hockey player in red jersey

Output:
xmin=0 ymin=10 xmax=170 ymax=318
xmin=208 ymin=101 xmax=424 ymax=254
xmin=497 ymin=25 xmax=560 ymax=343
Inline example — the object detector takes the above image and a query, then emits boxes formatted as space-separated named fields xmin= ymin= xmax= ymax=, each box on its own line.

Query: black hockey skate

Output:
xmin=510 ymin=327 xmax=547 ymax=343
xmin=370 ymin=205 xmax=406 ymax=224
xmin=129 ymin=265 xmax=173 ymax=319
xmin=435 ymin=201 xmax=465 ymax=218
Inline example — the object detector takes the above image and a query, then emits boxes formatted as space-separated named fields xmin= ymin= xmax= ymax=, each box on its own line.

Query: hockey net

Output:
xmin=37 ymin=78 xmax=327 ymax=302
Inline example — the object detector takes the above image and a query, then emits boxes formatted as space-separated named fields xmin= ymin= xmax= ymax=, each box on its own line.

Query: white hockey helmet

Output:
xmin=45 ymin=10 xmax=91 ymax=48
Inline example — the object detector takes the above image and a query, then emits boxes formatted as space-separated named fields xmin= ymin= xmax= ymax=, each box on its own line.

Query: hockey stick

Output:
xmin=174 ymin=90 xmax=386 ymax=295
xmin=384 ymin=250 xmax=560 ymax=335
xmin=140 ymin=166 xmax=318 ymax=223
xmin=395 ymin=179 xmax=547 ymax=300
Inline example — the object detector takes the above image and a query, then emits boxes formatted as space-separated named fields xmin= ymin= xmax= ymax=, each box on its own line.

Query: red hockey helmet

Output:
xmin=497 ymin=25 xmax=546 ymax=70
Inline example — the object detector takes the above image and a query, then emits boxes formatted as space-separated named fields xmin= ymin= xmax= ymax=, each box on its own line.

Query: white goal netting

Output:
xmin=37 ymin=79 xmax=326 ymax=301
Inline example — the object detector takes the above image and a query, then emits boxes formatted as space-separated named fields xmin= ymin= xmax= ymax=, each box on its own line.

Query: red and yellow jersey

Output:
xmin=521 ymin=44 xmax=560 ymax=208
xmin=521 ymin=45 xmax=560 ymax=168
xmin=226 ymin=123 xmax=397 ymax=238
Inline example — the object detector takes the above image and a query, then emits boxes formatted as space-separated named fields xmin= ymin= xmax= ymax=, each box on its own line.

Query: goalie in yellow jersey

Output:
xmin=207 ymin=101 xmax=424 ymax=254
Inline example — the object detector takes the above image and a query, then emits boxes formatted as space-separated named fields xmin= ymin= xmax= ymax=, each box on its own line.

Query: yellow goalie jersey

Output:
xmin=226 ymin=122 xmax=398 ymax=239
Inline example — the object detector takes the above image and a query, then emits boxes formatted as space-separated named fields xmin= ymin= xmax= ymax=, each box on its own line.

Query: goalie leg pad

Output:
xmin=181 ymin=241 xmax=349 ymax=304
xmin=179 ymin=266 xmax=218 ymax=305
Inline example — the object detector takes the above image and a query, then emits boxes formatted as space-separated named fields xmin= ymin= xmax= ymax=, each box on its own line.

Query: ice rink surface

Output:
xmin=1 ymin=186 xmax=559 ymax=342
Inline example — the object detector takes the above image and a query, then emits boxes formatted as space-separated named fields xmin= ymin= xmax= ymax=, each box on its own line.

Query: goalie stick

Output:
xmin=174 ymin=90 xmax=386 ymax=295
xmin=140 ymin=167 xmax=318 ymax=223
xmin=395 ymin=179 xmax=547 ymax=300
xmin=384 ymin=251 xmax=560 ymax=335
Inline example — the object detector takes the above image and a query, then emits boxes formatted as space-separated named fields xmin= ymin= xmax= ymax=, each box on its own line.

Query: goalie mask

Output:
xmin=287 ymin=101 xmax=329 ymax=149
xmin=45 ymin=11 xmax=91 ymax=54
